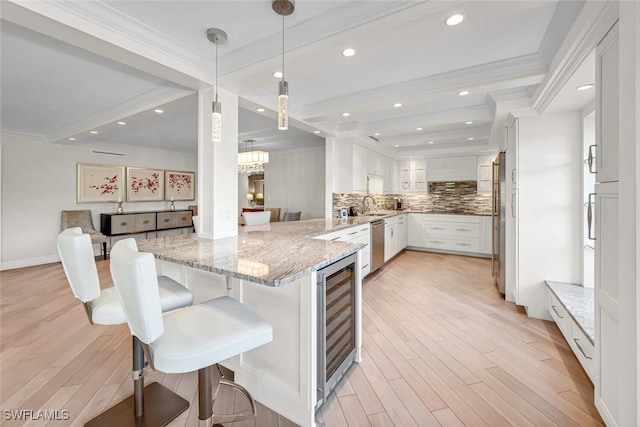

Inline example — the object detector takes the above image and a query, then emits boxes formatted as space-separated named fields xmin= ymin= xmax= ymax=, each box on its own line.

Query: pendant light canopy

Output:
xmin=272 ymin=0 xmax=295 ymax=131
xmin=207 ymin=28 xmax=227 ymax=142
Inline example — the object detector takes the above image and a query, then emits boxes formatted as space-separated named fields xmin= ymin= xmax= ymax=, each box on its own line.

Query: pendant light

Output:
xmin=272 ymin=0 xmax=295 ymax=130
xmin=207 ymin=28 xmax=227 ymax=142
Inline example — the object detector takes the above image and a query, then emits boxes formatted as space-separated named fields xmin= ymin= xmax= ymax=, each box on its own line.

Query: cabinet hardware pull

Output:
xmin=143 ymin=220 xmax=149 ymax=224
xmin=587 ymin=193 xmax=596 ymax=241
xmin=164 ymin=219 xmax=170 ymax=222
xmin=573 ymin=338 xmax=593 ymax=360
xmin=431 ymin=227 xmax=444 ymax=230
xmin=431 ymin=240 xmax=444 ymax=244
xmin=511 ymin=193 xmax=516 ymax=218
xmin=331 ymin=237 xmax=341 ymax=241
xmin=456 ymin=228 xmax=471 ymax=231
xmin=120 ymin=222 xmax=127 ymax=226
xmin=551 ymin=305 xmax=564 ymax=319
xmin=360 ymin=228 xmax=368 ymax=232
xmin=348 ymin=231 xmax=358 ymax=235
xmin=587 ymin=144 xmax=596 ymax=174
xmin=456 ymin=243 xmax=471 ymax=246
xmin=362 ymin=264 xmax=369 ymax=269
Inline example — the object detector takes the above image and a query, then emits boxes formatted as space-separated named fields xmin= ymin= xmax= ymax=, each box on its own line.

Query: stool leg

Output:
xmin=132 ymin=336 xmax=145 ymax=417
xmin=198 ymin=367 xmax=214 ymax=426
xmin=102 ymin=242 xmax=107 ymax=260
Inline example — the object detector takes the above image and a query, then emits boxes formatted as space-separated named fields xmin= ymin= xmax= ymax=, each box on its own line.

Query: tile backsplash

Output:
xmin=332 ymin=181 xmax=492 ymax=217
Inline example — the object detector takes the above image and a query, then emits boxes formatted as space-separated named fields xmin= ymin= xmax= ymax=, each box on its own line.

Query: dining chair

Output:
xmin=61 ymin=210 xmax=108 ymax=259
xmin=109 ymin=238 xmax=273 ymax=425
xmin=282 ymin=211 xmax=302 ymax=221
xmin=242 ymin=211 xmax=271 ymax=226
xmin=265 ymin=207 xmax=281 ymax=222
xmin=57 ymin=227 xmax=194 ymax=426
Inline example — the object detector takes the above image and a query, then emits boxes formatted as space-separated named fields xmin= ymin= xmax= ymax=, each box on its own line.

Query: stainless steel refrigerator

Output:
xmin=492 ymin=152 xmax=506 ymax=295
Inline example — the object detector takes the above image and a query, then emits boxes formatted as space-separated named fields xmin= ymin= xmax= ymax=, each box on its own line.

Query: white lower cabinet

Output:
xmin=315 ymin=223 xmax=371 ymax=277
xmin=383 ymin=214 xmax=407 ymax=262
xmin=547 ymin=289 xmax=595 ymax=383
xmin=408 ymin=214 xmax=486 ymax=256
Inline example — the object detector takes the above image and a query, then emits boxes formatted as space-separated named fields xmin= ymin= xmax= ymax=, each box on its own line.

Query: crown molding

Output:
xmin=533 ymin=0 xmax=618 ymax=114
xmin=0 ymin=128 xmax=48 ymax=143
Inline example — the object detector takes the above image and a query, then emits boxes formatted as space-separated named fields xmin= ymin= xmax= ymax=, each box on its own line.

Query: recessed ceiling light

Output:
xmin=117 ymin=121 xmax=126 ymax=125
xmin=394 ymin=144 xmax=399 ymax=147
xmin=68 ymin=137 xmax=76 ymax=141
xmin=428 ymin=141 xmax=434 ymax=144
xmin=576 ymin=84 xmax=594 ymax=91
xmin=416 ymin=127 xmax=423 ymax=131
xmin=458 ymin=90 xmax=470 ymax=96
xmin=468 ymin=137 xmax=475 ymax=140
xmin=342 ymin=48 xmax=356 ymax=57
xmin=154 ymin=109 xmax=164 ymax=114
xmin=445 ymin=14 xmax=464 ymax=26
xmin=465 ymin=121 xmax=473 ymax=125
xmin=374 ymin=132 xmax=380 ymax=136
xmin=342 ymin=112 xmax=350 ymax=117
xmin=393 ymin=103 xmax=402 ymax=108
xmin=273 ymin=71 xmax=283 ymax=78
xmin=314 ymin=130 xmax=321 ymax=134
xmin=90 ymin=131 xmax=98 ymax=134
xmin=256 ymin=108 xmax=265 ymax=112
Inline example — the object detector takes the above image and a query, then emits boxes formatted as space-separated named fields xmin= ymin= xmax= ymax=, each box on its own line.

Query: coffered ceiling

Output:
xmin=1 ymin=1 xmax=592 ymax=156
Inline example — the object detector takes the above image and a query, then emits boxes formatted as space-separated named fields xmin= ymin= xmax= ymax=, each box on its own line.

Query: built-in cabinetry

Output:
xmin=384 ymin=214 xmax=407 ymax=262
xmin=476 ymin=155 xmax=496 ymax=194
xmin=546 ymin=287 xmax=595 ymax=382
xmin=101 ymin=209 xmax=193 ymax=239
xmin=315 ymin=223 xmax=372 ymax=277
xmin=399 ymin=160 xmax=426 ymax=192
xmin=593 ymin=20 xmax=620 ymax=427
xmin=425 ymin=156 xmax=477 ymax=182
xmin=352 ymin=143 xmax=395 ymax=194
xmin=407 ymin=214 xmax=491 ymax=256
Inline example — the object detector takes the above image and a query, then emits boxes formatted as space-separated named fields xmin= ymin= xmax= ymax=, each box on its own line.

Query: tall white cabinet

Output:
xmin=594 ymin=21 xmax=620 ymax=427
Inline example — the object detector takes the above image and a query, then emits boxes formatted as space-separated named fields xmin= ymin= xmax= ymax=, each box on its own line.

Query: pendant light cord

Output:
xmin=281 ymin=13 xmax=285 ymax=82
xmin=215 ymin=36 xmax=219 ymax=101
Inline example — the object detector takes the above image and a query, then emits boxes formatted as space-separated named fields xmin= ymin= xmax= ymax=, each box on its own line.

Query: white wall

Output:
xmin=263 ymin=148 xmax=325 ymax=220
xmin=517 ymin=111 xmax=583 ymax=318
xmin=1 ymin=135 xmax=196 ymax=269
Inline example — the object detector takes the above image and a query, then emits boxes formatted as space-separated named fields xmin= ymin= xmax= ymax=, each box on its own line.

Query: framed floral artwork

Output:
xmin=165 ymin=170 xmax=195 ymax=201
xmin=126 ymin=167 xmax=164 ymax=202
xmin=77 ymin=163 xmax=125 ymax=203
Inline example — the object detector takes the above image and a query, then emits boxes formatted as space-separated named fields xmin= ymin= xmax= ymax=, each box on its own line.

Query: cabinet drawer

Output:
xmin=548 ymin=292 xmax=571 ymax=337
xmin=423 ymin=237 xmax=479 ymax=253
xmin=423 ymin=222 xmax=480 ymax=237
xmin=174 ymin=211 xmax=193 ymax=227
xmin=157 ymin=212 xmax=175 ymax=230
xmin=360 ymin=248 xmax=371 ymax=277
xmin=111 ymin=215 xmax=136 ymax=234
xmin=134 ymin=213 xmax=156 ymax=232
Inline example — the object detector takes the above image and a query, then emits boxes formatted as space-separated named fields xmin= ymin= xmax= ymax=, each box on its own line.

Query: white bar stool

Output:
xmin=109 ymin=238 xmax=273 ymax=426
xmin=57 ymin=227 xmax=194 ymax=426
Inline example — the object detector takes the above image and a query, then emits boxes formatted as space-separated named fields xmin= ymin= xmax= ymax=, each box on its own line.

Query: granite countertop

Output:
xmin=546 ymin=280 xmax=594 ymax=344
xmin=138 ymin=218 xmax=382 ymax=287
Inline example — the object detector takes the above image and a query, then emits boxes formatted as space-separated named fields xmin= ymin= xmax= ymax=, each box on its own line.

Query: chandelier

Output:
xmin=238 ymin=139 xmax=269 ymax=174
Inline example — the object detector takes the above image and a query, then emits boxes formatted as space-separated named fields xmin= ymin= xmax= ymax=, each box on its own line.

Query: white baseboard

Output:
xmin=1 ymin=254 xmax=60 ymax=271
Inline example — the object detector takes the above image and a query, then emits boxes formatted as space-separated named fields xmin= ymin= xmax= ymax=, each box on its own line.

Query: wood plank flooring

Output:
xmin=0 ymin=250 xmax=603 ymax=426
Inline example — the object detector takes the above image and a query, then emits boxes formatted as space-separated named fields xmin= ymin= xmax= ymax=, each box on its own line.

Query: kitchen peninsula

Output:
xmin=137 ymin=217 xmax=378 ymax=427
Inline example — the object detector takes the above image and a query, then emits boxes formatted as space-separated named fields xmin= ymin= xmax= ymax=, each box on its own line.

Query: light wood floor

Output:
xmin=0 ymin=250 xmax=603 ymax=426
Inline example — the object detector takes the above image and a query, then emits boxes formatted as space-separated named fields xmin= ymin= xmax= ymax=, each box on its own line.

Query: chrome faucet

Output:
xmin=362 ymin=195 xmax=376 ymax=214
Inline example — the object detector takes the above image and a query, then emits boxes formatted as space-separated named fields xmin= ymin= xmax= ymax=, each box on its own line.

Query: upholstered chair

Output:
xmin=57 ymin=227 xmax=194 ymax=426
xmin=242 ymin=211 xmax=271 ymax=226
xmin=265 ymin=207 xmax=281 ymax=222
xmin=61 ymin=210 xmax=109 ymax=259
xmin=282 ymin=211 xmax=302 ymax=221
xmin=109 ymin=238 xmax=273 ymax=425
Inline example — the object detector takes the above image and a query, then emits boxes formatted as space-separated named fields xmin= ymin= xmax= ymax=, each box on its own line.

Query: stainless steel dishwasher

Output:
xmin=371 ymin=220 xmax=385 ymax=273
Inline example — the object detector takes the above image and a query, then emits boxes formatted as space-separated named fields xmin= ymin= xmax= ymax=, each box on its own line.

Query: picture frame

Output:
xmin=165 ymin=170 xmax=196 ymax=201
xmin=126 ymin=167 xmax=164 ymax=202
xmin=76 ymin=163 xmax=125 ymax=203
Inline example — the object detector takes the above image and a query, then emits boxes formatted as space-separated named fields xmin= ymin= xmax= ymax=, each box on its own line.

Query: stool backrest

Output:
xmin=110 ymin=239 xmax=164 ymax=344
xmin=57 ymin=227 xmax=101 ymax=302
xmin=243 ymin=211 xmax=271 ymax=226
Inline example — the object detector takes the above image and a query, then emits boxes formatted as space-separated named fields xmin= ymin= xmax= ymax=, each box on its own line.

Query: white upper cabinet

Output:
xmin=352 ymin=143 xmax=367 ymax=193
xmin=477 ymin=155 xmax=496 ymax=194
xmin=596 ymin=23 xmax=619 ymax=183
xmin=425 ymin=156 xmax=477 ymax=182
xmin=399 ymin=160 xmax=427 ymax=192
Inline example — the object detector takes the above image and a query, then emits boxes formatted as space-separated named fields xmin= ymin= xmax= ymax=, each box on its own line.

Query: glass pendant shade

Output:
xmin=212 ymin=100 xmax=222 ymax=142
xmin=238 ymin=150 xmax=270 ymax=165
xmin=278 ymin=80 xmax=289 ymax=130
